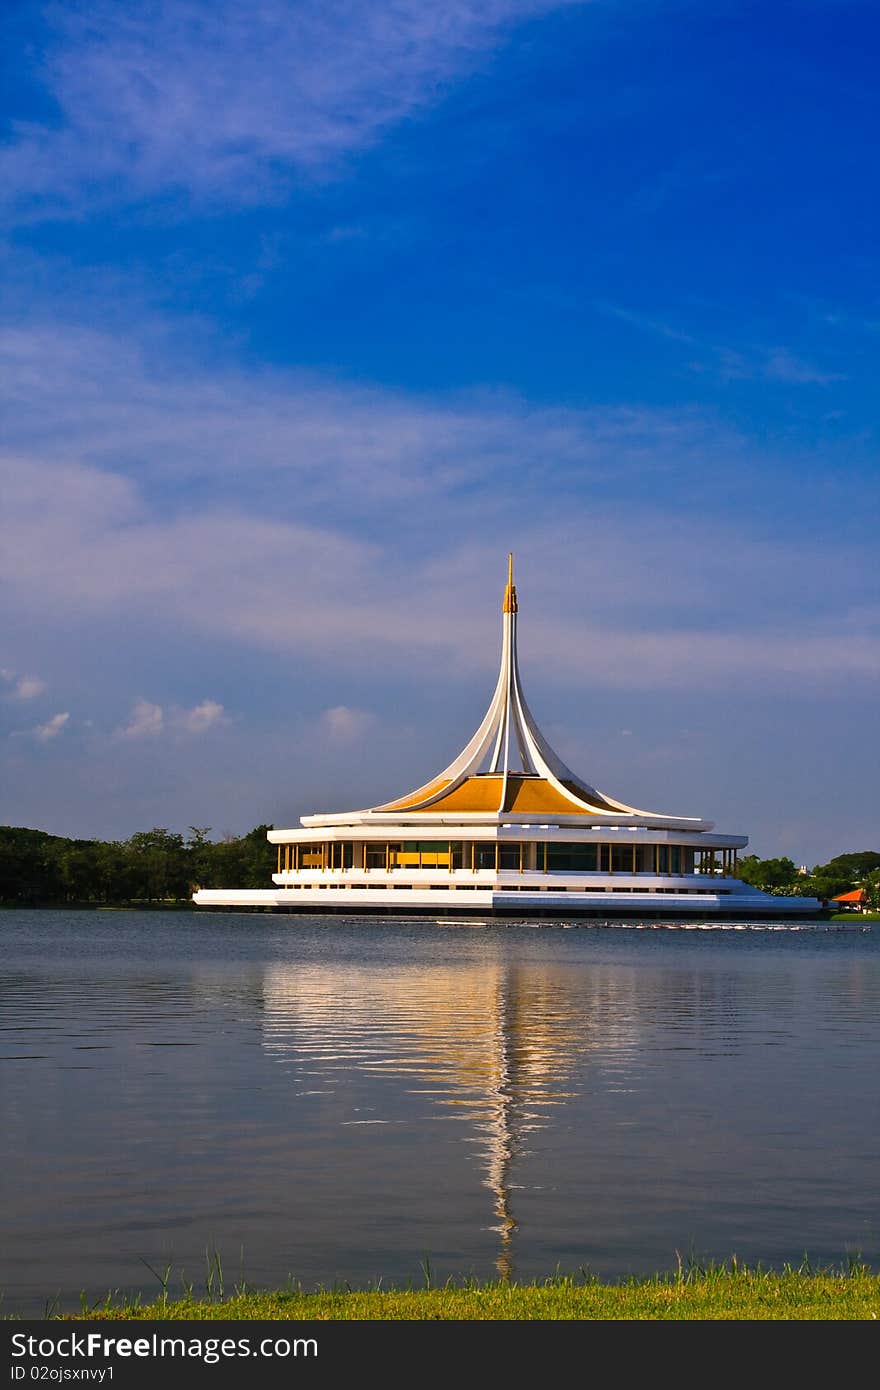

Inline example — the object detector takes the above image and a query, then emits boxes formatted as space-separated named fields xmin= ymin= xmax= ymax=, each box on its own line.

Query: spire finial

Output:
xmin=503 ymin=552 xmax=518 ymax=613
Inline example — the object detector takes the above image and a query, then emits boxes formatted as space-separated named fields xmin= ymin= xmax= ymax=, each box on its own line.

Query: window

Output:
xmin=366 ymin=844 xmax=393 ymax=869
xmin=546 ymin=844 xmax=599 ymax=872
xmin=636 ymin=846 xmax=655 ymax=873
xmin=390 ymin=841 xmax=451 ymax=869
xmin=611 ymin=846 xmax=632 ymax=874
xmin=326 ymin=842 xmax=354 ymax=870
xmin=657 ymin=847 xmax=684 ymax=875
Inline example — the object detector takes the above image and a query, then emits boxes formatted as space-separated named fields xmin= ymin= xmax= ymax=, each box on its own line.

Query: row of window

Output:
xmin=281 ymin=883 xmax=731 ymax=895
xmin=280 ymin=842 xmax=734 ymax=875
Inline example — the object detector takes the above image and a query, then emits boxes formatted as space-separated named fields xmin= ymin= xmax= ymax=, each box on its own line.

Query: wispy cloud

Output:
xmin=0 ymin=319 xmax=875 ymax=696
xmin=178 ymin=699 xmax=228 ymax=734
xmin=0 ymin=321 xmax=722 ymax=510
xmin=2 ymin=0 xmax=575 ymax=214
xmin=761 ymin=349 xmax=844 ymax=386
xmin=692 ymin=343 xmax=845 ymax=386
xmin=33 ymin=712 xmax=70 ymax=743
xmin=2 ymin=670 xmax=46 ymax=701
xmin=115 ymin=698 xmax=164 ymax=740
xmin=602 ymin=303 xmax=845 ymax=386
xmin=114 ymin=696 xmax=229 ymax=740
xmin=596 ymin=302 xmax=695 ymax=343
xmin=2 ymin=450 xmax=876 ymax=696
xmin=320 ymin=705 xmax=376 ymax=741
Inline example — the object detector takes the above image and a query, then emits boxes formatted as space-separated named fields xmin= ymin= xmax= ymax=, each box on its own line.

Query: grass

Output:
xmin=56 ymin=1262 xmax=880 ymax=1321
xmin=830 ymin=911 xmax=880 ymax=922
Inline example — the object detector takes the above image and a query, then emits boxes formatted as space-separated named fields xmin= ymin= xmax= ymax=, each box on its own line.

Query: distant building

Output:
xmin=195 ymin=559 xmax=821 ymax=918
xmin=831 ymin=889 xmax=866 ymax=911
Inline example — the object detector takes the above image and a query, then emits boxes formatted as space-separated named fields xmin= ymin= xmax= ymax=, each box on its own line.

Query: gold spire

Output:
xmin=502 ymin=552 xmax=518 ymax=613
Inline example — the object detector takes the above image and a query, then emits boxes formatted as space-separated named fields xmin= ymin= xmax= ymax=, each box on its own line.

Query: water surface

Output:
xmin=1 ymin=910 xmax=877 ymax=1314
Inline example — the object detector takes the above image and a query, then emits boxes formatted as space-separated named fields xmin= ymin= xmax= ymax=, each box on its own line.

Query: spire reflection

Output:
xmin=261 ymin=954 xmax=639 ymax=1278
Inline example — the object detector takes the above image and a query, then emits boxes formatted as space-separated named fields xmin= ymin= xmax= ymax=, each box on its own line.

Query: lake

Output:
xmin=1 ymin=909 xmax=877 ymax=1315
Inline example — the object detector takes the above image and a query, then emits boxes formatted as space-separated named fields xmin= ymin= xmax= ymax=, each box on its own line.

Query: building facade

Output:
xmin=194 ymin=559 xmax=819 ymax=917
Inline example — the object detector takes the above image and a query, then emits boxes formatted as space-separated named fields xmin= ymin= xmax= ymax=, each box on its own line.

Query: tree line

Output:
xmin=1 ymin=824 xmax=878 ymax=908
xmin=0 ymin=825 xmax=273 ymax=905
xmin=736 ymin=851 xmax=880 ymax=907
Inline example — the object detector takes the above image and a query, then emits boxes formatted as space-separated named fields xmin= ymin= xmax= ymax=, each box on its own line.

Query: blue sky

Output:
xmin=1 ymin=0 xmax=877 ymax=864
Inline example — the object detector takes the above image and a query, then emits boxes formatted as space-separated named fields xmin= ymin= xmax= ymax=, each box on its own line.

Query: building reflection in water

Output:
xmin=261 ymin=953 xmax=641 ymax=1278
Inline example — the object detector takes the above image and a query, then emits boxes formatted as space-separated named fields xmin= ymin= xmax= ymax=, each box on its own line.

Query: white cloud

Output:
xmin=15 ymin=676 xmax=46 ymax=700
xmin=113 ymin=697 xmax=228 ymax=739
xmin=320 ymin=705 xmax=376 ymax=741
xmin=762 ymin=349 xmax=844 ymax=386
xmin=603 ymin=304 xmax=845 ymax=387
xmin=597 ymin=302 xmax=695 ymax=344
xmin=116 ymin=698 xmax=164 ymax=740
xmin=692 ymin=343 xmax=845 ymax=386
xmin=0 ymin=321 xmax=876 ymax=696
xmin=2 ymin=0 xmax=576 ymax=212
xmin=177 ymin=699 xmax=227 ymax=734
xmin=34 ymin=712 xmax=70 ymax=743
xmin=1 ymin=670 xmax=46 ymax=700
xmin=1 ymin=322 xmax=683 ymax=506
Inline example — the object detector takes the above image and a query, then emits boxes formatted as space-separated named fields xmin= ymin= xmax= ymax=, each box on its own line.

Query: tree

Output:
xmin=821 ymin=851 xmax=880 ymax=880
xmin=125 ymin=828 xmax=190 ymax=901
xmin=859 ymin=872 xmax=880 ymax=911
xmin=187 ymin=826 xmax=214 ymax=889
xmin=202 ymin=825 xmax=274 ymax=889
xmin=59 ymin=844 xmax=103 ymax=902
xmin=808 ymin=850 xmax=880 ymax=905
xmin=736 ymin=855 xmax=798 ymax=895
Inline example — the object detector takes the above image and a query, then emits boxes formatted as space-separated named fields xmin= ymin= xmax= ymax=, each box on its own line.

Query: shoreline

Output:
xmin=41 ymin=1268 xmax=880 ymax=1322
xmin=4 ymin=903 xmax=876 ymax=923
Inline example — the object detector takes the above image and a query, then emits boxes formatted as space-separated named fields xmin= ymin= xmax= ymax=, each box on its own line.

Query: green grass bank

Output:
xmin=68 ymin=1270 xmax=880 ymax=1321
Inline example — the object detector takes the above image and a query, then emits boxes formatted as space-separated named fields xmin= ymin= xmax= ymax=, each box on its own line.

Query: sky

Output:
xmin=1 ymin=0 xmax=878 ymax=866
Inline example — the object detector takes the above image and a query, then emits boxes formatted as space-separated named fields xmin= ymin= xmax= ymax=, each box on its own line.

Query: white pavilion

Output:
xmin=194 ymin=558 xmax=819 ymax=918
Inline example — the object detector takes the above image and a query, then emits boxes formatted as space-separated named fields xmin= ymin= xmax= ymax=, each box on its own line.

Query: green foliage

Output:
xmin=735 ymin=855 xmax=799 ymax=895
xmin=0 ymin=823 xmax=275 ymax=905
xmin=859 ymin=873 xmax=880 ymax=911
xmin=805 ymin=852 xmax=880 ymax=905
xmin=820 ymin=851 xmax=880 ymax=880
xmin=68 ymin=1266 xmax=880 ymax=1322
xmin=737 ymin=849 xmax=880 ymax=904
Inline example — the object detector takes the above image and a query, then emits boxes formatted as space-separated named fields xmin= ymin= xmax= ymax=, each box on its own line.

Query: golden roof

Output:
xmin=400 ymin=775 xmax=595 ymax=816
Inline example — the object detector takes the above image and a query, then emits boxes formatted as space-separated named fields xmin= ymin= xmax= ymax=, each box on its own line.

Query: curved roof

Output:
xmin=303 ymin=557 xmax=712 ymax=831
xmin=386 ymin=775 xmax=590 ymax=816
